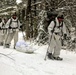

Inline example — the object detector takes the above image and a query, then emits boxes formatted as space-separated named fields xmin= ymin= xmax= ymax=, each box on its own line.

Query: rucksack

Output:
xmin=43 ymin=11 xmax=57 ymax=32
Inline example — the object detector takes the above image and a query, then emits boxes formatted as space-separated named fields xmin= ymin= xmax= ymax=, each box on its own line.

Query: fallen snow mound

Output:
xmin=15 ymin=40 xmax=36 ymax=53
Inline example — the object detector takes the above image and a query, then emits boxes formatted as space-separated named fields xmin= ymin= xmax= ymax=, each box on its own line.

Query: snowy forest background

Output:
xmin=0 ymin=0 xmax=76 ymax=52
xmin=0 ymin=0 xmax=76 ymax=75
xmin=0 ymin=0 xmax=75 ymax=52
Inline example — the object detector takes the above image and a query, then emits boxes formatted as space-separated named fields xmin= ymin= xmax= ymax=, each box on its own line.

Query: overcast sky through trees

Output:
xmin=16 ymin=0 xmax=22 ymax=4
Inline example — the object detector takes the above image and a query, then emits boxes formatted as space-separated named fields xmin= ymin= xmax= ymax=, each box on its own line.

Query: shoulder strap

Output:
xmin=52 ymin=20 xmax=56 ymax=33
xmin=58 ymin=21 xmax=63 ymax=28
xmin=2 ymin=22 xmax=5 ymax=27
xmin=9 ymin=19 xmax=12 ymax=27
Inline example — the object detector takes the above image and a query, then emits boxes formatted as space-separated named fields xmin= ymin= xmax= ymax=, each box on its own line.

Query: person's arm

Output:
xmin=63 ymin=22 xmax=67 ymax=34
xmin=48 ymin=21 xmax=55 ymax=35
xmin=63 ymin=22 xmax=67 ymax=39
xmin=5 ymin=19 xmax=11 ymax=28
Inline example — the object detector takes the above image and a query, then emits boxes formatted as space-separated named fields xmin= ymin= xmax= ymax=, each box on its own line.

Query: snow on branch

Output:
xmin=31 ymin=1 xmax=42 ymax=6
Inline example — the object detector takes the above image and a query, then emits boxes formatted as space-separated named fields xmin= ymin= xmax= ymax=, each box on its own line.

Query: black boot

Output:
xmin=0 ymin=42 xmax=3 ymax=46
xmin=5 ymin=44 xmax=10 ymax=48
xmin=53 ymin=56 xmax=63 ymax=61
xmin=48 ymin=53 xmax=54 ymax=60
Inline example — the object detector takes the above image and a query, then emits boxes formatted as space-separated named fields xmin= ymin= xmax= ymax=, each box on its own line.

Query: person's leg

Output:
xmin=53 ymin=40 xmax=61 ymax=57
xmin=0 ymin=35 xmax=4 ymax=45
xmin=48 ymin=36 xmax=55 ymax=53
xmin=48 ymin=35 xmax=55 ymax=59
xmin=13 ymin=31 xmax=18 ymax=48
xmin=53 ymin=35 xmax=62 ymax=60
xmin=0 ymin=30 xmax=4 ymax=45
xmin=5 ymin=33 xmax=14 ymax=48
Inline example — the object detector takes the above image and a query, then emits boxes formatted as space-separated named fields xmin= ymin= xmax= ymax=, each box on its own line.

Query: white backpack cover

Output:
xmin=15 ymin=40 xmax=36 ymax=53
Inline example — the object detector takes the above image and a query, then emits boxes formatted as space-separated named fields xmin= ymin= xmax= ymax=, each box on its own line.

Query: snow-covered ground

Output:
xmin=0 ymin=32 xmax=76 ymax=75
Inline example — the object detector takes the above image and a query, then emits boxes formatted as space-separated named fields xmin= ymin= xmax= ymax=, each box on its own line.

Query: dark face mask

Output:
xmin=12 ymin=16 xmax=16 ymax=19
xmin=58 ymin=18 xmax=63 ymax=23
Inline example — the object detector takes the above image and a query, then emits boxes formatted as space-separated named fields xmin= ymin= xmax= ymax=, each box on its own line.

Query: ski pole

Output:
xmin=20 ymin=28 xmax=26 ymax=40
xmin=38 ymin=35 xmax=48 ymax=45
xmin=22 ymin=31 xmax=26 ymax=40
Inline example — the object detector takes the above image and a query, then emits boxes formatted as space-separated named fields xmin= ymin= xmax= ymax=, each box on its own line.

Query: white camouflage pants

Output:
xmin=48 ymin=33 xmax=61 ymax=57
xmin=5 ymin=30 xmax=18 ymax=47
xmin=0 ymin=30 xmax=6 ymax=43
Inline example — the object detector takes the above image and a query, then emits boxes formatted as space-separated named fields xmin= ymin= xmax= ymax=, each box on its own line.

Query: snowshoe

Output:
xmin=14 ymin=46 xmax=16 ymax=49
xmin=5 ymin=44 xmax=10 ymax=48
xmin=53 ymin=56 xmax=63 ymax=61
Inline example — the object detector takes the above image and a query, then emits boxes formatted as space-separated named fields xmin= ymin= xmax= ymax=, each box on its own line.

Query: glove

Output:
xmin=64 ymin=34 xmax=67 ymax=40
xmin=20 ymin=25 xmax=23 ymax=29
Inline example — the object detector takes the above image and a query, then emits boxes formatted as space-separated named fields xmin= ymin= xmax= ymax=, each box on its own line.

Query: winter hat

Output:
xmin=12 ymin=12 xmax=17 ymax=19
xmin=12 ymin=12 xmax=17 ymax=16
xmin=57 ymin=15 xmax=64 ymax=19
xmin=47 ymin=11 xmax=58 ymax=21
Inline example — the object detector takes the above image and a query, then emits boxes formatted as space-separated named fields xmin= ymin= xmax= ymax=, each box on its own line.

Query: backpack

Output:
xmin=43 ymin=11 xmax=57 ymax=32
